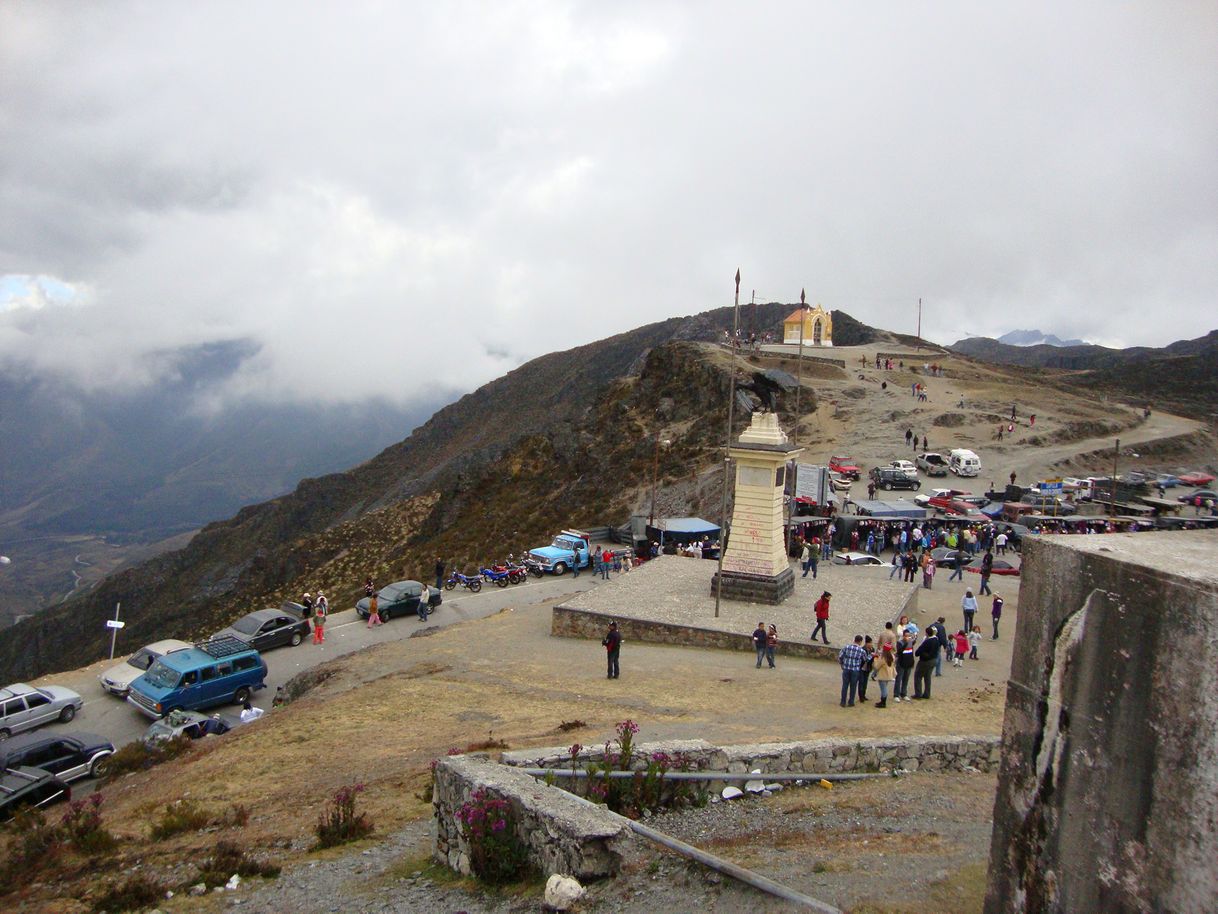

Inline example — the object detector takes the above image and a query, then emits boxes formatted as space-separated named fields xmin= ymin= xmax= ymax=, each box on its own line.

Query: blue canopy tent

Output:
xmin=645 ymin=517 xmax=721 ymax=545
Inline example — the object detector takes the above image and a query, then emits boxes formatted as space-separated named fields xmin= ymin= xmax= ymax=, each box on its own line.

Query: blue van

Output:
xmin=127 ymin=637 xmax=268 ymax=719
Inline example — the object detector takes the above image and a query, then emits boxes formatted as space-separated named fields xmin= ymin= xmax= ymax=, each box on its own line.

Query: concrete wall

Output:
xmin=984 ymin=531 xmax=1218 ymax=914
xmin=551 ymin=605 xmax=844 ymax=660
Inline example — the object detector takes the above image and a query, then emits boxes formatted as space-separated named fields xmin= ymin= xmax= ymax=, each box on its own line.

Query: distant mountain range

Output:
xmin=949 ymin=329 xmax=1218 ymax=413
xmin=0 ymin=338 xmax=446 ymax=621
xmin=995 ymin=329 xmax=1088 ymax=347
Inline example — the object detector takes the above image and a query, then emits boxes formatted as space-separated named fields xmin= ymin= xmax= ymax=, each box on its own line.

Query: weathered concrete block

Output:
xmin=985 ymin=531 xmax=1218 ymax=914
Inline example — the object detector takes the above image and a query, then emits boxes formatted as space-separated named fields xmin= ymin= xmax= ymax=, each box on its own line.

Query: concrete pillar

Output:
xmin=711 ymin=412 xmax=803 ymax=604
xmin=984 ymin=530 xmax=1218 ymax=914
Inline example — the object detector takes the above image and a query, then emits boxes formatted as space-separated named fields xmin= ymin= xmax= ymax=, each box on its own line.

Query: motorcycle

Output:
xmin=444 ymin=571 xmax=482 ymax=593
xmin=499 ymin=561 xmax=529 ymax=584
xmin=523 ymin=557 xmax=545 ymax=578
xmin=479 ymin=566 xmax=512 ymax=588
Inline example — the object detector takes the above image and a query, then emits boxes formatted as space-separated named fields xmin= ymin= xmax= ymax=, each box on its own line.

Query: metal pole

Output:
xmin=555 ymin=785 xmax=843 ymax=913
xmin=917 ymin=297 xmax=922 ymax=348
xmin=519 ymin=768 xmax=898 ymax=783
xmin=108 ymin=602 xmax=121 ymax=661
xmin=649 ymin=429 xmax=661 ymax=526
xmin=714 ymin=269 xmax=742 ymax=619
xmin=1111 ymin=438 xmax=1119 ymax=517
xmin=787 ymin=290 xmax=806 ymax=555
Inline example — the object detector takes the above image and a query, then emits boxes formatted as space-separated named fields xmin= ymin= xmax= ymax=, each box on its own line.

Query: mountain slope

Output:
xmin=0 ymin=303 xmax=838 ymax=679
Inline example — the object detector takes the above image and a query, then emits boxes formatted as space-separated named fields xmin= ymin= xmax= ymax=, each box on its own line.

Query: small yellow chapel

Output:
xmin=782 ymin=301 xmax=833 ymax=346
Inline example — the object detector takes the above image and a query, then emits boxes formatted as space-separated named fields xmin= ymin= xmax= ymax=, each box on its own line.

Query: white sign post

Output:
xmin=107 ymin=602 xmax=122 ymax=660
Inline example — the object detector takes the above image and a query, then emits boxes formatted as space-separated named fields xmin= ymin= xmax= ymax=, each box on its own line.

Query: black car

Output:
xmin=0 ymin=731 xmax=114 ymax=783
xmin=0 ymin=767 xmax=71 ymax=822
xmin=356 ymin=580 xmax=442 ymax=622
xmin=212 ymin=608 xmax=311 ymax=652
xmin=868 ymin=467 xmax=921 ymax=491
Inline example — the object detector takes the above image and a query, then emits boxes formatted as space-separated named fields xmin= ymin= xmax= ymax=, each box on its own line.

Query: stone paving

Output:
xmin=558 ymin=554 xmax=918 ymax=646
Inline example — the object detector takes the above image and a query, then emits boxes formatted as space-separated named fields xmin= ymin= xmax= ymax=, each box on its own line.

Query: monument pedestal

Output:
xmin=711 ymin=412 xmax=803 ymax=605
xmin=711 ymin=566 xmax=794 ymax=605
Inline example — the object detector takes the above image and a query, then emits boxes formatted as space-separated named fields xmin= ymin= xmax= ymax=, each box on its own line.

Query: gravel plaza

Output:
xmin=553 ymin=554 xmax=919 ymax=654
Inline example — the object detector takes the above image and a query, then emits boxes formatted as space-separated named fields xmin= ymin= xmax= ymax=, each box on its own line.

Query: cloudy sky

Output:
xmin=1 ymin=1 xmax=1215 ymax=407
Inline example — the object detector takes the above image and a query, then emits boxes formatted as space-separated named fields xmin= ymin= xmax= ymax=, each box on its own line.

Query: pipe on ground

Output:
xmin=519 ymin=768 xmax=899 ymax=782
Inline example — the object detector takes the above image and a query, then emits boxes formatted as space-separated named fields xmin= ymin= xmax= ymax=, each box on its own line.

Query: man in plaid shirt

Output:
xmin=839 ymin=635 xmax=867 ymax=707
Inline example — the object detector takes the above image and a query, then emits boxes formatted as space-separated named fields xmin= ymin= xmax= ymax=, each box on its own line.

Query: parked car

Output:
xmin=930 ymin=547 xmax=969 ymax=565
xmin=915 ymin=487 xmax=967 ymax=507
xmin=0 ymin=767 xmax=71 ymax=822
xmin=828 ymin=473 xmax=853 ymax=492
xmin=142 ymin=709 xmax=241 ymax=745
xmin=829 ymin=456 xmax=861 ymax=480
xmin=0 ymin=684 xmax=83 ymax=739
xmin=888 ymin=459 xmax=919 ymax=480
xmin=915 ymin=452 xmax=949 ymax=477
xmin=0 ymin=731 xmax=114 ymax=783
xmin=356 ymin=580 xmax=442 ymax=622
xmin=127 ymin=637 xmax=267 ymax=719
xmin=868 ymin=467 xmax=921 ymax=491
xmin=1177 ymin=471 xmax=1216 ymax=487
xmin=212 ymin=608 xmax=310 ymax=652
xmin=967 ymin=558 xmax=1021 ymax=576
xmin=831 ymin=552 xmax=890 ymax=567
xmin=929 ymin=496 xmax=983 ymax=517
xmin=100 ymin=639 xmax=193 ymax=697
xmin=1153 ymin=474 xmax=1180 ymax=489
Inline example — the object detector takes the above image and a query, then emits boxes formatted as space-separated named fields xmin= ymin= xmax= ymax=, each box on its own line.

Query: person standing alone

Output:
xmin=811 ymin=592 xmax=831 ymax=644
xmin=434 ymin=557 xmax=445 ymax=592
xmin=602 ymin=621 xmax=621 ymax=679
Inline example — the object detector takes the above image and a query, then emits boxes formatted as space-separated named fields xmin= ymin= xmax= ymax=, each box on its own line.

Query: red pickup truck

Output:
xmin=829 ymin=456 xmax=861 ymax=480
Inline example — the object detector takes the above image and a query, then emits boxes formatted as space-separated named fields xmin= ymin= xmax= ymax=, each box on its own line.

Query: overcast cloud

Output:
xmin=1 ymin=1 xmax=1215 ymax=406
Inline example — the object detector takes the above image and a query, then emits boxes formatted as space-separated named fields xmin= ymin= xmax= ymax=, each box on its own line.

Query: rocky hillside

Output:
xmin=0 ymin=303 xmax=837 ymax=680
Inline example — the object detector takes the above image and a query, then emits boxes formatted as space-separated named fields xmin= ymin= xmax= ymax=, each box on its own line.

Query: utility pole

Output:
xmin=917 ymin=297 xmax=922 ymax=350
xmin=1110 ymin=438 xmax=1119 ymax=516
xmin=715 ymin=268 xmax=742 ymax=619
xmin=786 ymin=290 xmax=806 ymax=554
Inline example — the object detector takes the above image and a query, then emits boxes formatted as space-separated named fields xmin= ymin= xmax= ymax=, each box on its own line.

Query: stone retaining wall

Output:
xmin=501 ymin=734 xmax=1002 ymax=790
xmin=433 ymin=754 xmax=632 ymax=880
xmin=551 ymin=605 xmax=844 ymax=660
xmin=435 ymin=735 xmax=1001 ymax=881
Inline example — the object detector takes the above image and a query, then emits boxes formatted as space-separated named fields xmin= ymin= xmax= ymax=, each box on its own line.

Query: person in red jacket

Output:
xmin=953 ymin=630 xmax=969 ymax=667
xmin=811 ymin=592 xmax=832 ymax=645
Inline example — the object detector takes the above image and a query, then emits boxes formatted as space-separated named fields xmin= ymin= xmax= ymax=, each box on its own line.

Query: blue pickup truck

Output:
xmin=528 ymin=530 xmax=591 ymax=576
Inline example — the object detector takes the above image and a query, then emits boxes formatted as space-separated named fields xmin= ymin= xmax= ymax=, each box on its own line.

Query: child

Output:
xmin=969 ymin=625 xmax=982 ymax=659
xmin=953 ymin=631 xmax=968 ymax=667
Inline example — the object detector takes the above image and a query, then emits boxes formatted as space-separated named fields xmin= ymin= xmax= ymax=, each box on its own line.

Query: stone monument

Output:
xmin=710 ymin=412 xmax=803 ymax=604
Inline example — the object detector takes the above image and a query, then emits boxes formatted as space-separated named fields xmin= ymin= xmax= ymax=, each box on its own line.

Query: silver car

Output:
xmin=0 ymin=683 xmax=83 ymax=739
xmin=99 ymin=639 xmax=193 ymax=697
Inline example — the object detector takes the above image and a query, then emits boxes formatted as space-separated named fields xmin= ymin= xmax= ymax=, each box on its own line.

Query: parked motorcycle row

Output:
xmin=444 ymin=558 xmax=541 ymax=593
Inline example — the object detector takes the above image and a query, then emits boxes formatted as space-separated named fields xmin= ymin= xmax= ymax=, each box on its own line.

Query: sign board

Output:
xmin=794 ymin=464 xmax=830 ymax=505
xmin=105 ymin=619 xmax=125 ymax=630
xmin=1039 ymin=478 xmax=1064 ymax=495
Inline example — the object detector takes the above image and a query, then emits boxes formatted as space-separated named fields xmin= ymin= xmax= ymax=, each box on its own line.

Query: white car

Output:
xmin=831 ymin=551 xmax=892 ymax=567
xmin=888 ymin=460 xmax=919 ymax=480
xmin=99 ymin=639 xmax=193 ymax=697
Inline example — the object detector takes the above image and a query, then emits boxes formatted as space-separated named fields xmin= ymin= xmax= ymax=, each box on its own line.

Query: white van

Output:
xmin=949 ymin=448 xmax=981 ymax=477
